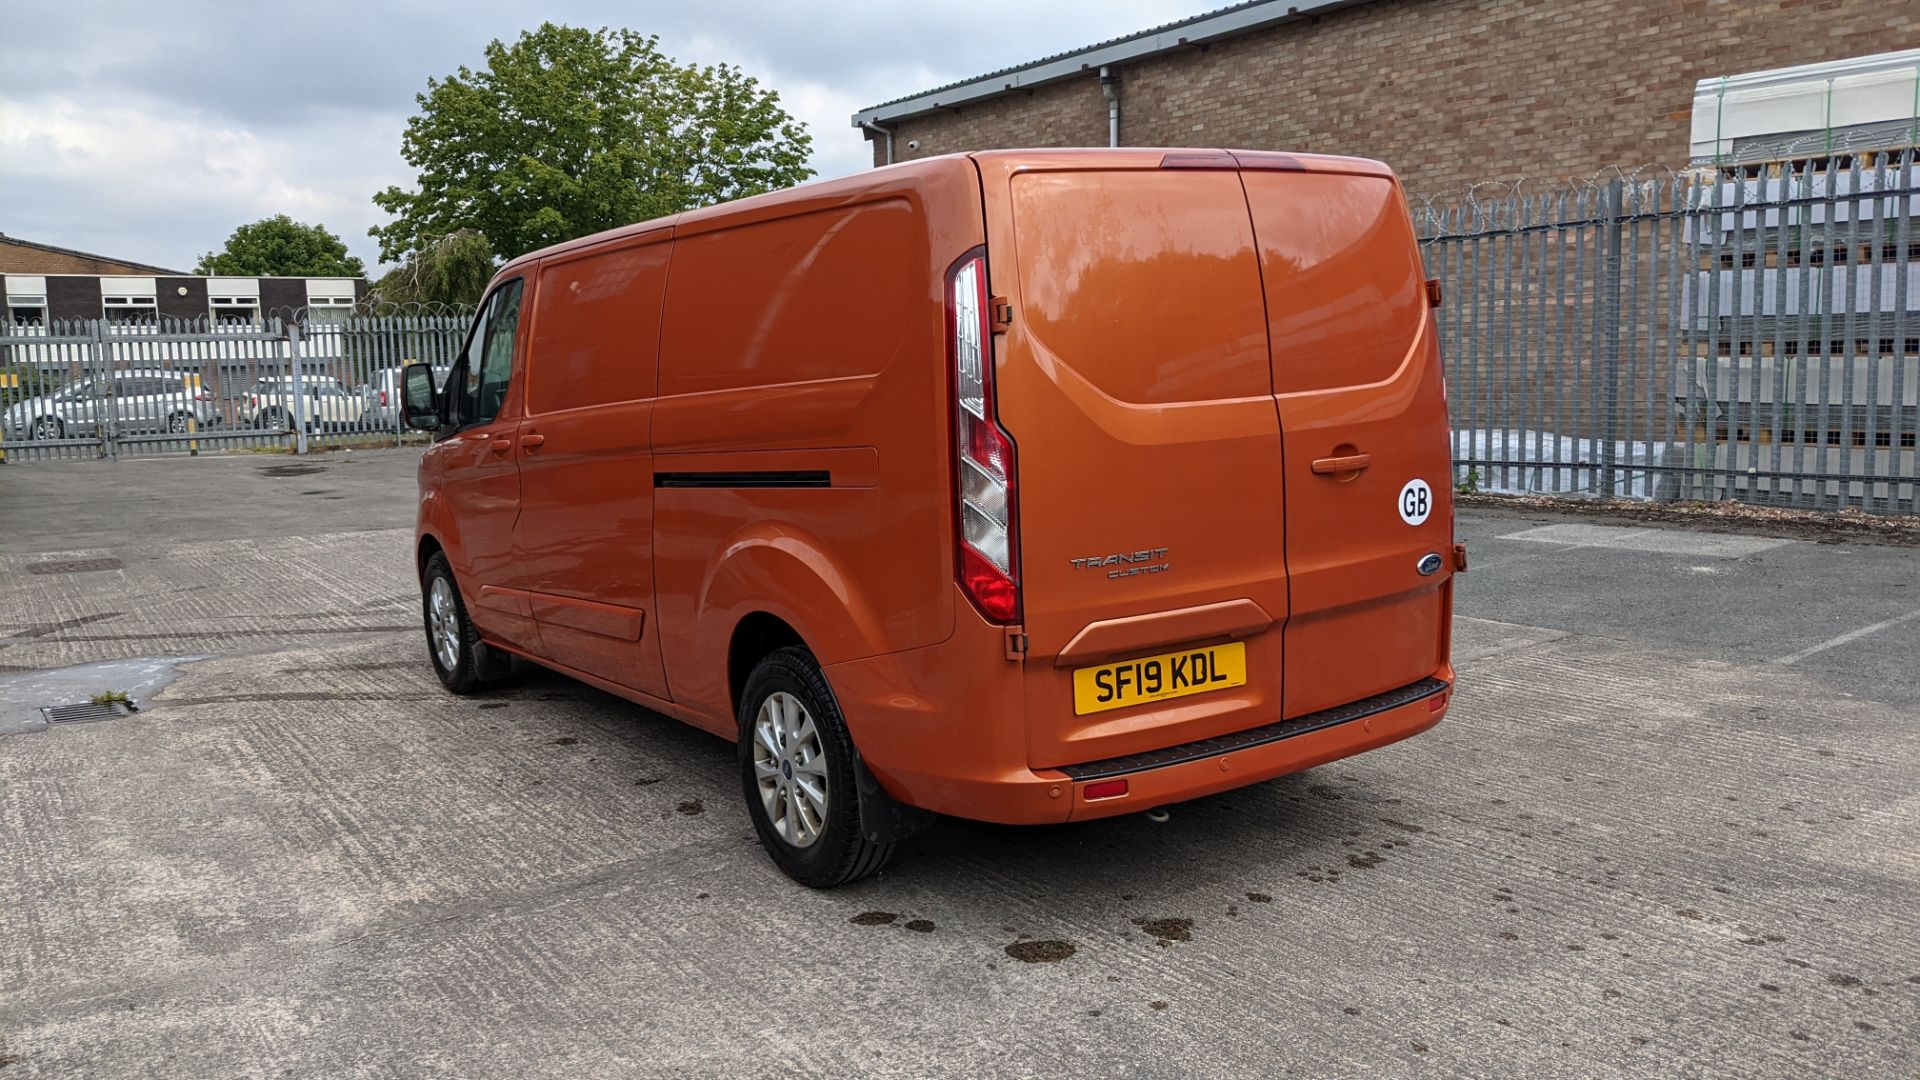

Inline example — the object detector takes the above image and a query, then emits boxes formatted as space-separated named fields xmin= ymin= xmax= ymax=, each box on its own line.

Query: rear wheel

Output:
xmin=738 ymin=647 xmax=893 ymax=887
xmin=32 ymin=416 xmax=63 ymax=440
xmin=421 ymin=552 xmax=511 ymax=694
xmin=166 ymin=412 xmax=193 ymax=434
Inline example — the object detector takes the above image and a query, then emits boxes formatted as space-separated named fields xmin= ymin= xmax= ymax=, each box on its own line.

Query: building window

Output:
xmin=103 ymin=295 xmax=158 ymax=325
xmin=7 ymin=294 xmax=47 ymax=326
xmin=305 ymin=294 xmax=354 ymax=326
xmin=211 ymin=296 xmax=261 ymax=327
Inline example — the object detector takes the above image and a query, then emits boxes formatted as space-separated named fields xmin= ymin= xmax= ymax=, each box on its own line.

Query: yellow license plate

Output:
xmin=1072 ymin=641 xmax=1247 ymax=716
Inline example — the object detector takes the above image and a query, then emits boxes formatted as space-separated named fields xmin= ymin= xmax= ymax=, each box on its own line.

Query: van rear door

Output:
xmin=974 ymin=153 xmax=1291 ymax=770
xmin=1239 ymin=155 xmax=1453 ymax=719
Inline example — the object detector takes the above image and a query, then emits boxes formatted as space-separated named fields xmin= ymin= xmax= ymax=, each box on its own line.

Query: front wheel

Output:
xmin=738 ymin=646 xmax=894 ymax=888
xmin=167 ymin=412 xmax=193 ymax=434
xmin=421 ymin=552 xmax=511 ymax=694
xmin=32 ymin=416 xmax=63 ymax=440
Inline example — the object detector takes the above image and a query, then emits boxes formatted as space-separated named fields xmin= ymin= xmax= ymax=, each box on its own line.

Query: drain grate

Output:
xmin=27 ymin=558 xmax=124 ymax=575
xmin=41 ymin=701 xmax=135 ymax=725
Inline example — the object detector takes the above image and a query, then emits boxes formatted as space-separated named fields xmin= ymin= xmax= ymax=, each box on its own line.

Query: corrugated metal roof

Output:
xmin=852 ymin=0 xmax=1374 ymax=126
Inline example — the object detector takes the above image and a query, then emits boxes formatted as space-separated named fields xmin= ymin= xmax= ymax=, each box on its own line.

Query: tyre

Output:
xmin=421 ymin=552 xmax=512 ymax=694
xmin=258 ymin=408 xmax=289 ymax=432
xmin=738 ymin=646 xmax=894 ymax=887
xmin=167 ymin=412 xmax=193 ymax=434
xmin=31 ymin=416 xmax=63 ymax=440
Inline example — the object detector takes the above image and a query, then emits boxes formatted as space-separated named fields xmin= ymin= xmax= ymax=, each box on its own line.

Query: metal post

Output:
xmin=288 ymin=322 xmax=308 ymax=456
xmin=1600 ymin=178 xmax=1625 ymax=498
xmin=95 ymin=319 xmax=115 ymax=460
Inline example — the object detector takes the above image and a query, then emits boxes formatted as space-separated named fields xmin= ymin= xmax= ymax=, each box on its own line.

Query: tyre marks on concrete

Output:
xmin=2 ymin=514 xmax=1916 ymax=1076
xmin=0 ymin=529 xmax=417 ymax=670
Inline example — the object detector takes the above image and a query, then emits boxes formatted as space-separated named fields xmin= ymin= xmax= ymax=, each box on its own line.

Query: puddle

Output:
xmin=0 ymin=657 xmax=204 ymax=736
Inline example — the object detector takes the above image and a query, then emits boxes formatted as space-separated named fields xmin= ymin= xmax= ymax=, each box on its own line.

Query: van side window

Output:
xmin=472 ymin=280 xmax=523 ymax=424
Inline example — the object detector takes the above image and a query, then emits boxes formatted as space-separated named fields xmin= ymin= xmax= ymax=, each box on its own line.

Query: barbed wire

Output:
xmin=1410 ymin=149 xmax=1920 ymax=239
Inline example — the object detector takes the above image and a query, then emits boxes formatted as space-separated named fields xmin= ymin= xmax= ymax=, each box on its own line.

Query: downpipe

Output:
xmin=860 ymin=120 xmax=895 ymax=165
xmin=1100 ymin=66 xmax=1120 ymax=147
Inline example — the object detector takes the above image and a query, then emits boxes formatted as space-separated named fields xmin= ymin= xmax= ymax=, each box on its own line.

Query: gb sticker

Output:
xmin=1398 ymin=479 xmax=1432 ymax=526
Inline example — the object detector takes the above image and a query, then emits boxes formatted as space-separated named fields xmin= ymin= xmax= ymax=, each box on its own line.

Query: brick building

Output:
xmin=1 ymin=234 xmax=366 ymax=327
xmin=851 ymin=0 xmax=1917 ymax=197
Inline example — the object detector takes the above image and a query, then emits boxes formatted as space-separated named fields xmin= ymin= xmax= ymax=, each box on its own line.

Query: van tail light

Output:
xmin=379 ymin=389 xmax=388 ymax=407
xmin=948 ymin=250 xmax=1020 ymax=624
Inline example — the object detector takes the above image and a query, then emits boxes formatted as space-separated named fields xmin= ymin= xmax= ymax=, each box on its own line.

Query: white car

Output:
xmin=246 ymin=376 xmax=361 ymax=431
xmin=364 ymin=364 xmax=451 ymax=430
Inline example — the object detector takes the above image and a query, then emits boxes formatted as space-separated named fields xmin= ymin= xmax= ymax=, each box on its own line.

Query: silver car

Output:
xmin=4 ymin=369 xmax=219 ymax=441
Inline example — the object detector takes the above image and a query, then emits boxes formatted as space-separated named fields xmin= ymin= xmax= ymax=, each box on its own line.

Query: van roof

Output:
xmin=494 ymin=154 xmax=972 ymax=277
xmin=493 ymin=148 xmax=1395 ymax=280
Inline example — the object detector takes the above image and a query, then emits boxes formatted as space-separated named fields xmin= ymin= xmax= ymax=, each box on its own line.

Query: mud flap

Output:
xmin=853 ymin=751 xmax=934 ymax=846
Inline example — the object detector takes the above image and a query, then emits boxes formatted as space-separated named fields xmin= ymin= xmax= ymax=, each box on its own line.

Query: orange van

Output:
xmin=401 ymin=148 xmax=1461 ymax=887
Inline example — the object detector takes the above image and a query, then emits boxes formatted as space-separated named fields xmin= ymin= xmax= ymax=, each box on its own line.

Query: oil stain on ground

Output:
xmin=1133 ymin=917 xmax=1194 ymax=943
xmin=676 ymin=799 xmax=704 ymax=816
xmin=849 ymin=911 xmax=898 ymax=927
xmin=905 ymin=919 xmax=935 ymax=933
xmin=1005 ymin=940 xmax=1075 ymax=963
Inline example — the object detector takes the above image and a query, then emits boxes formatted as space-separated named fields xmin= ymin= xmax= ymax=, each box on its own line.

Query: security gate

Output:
xmin=0 ymin=313 xmax=467 ymax=462
xmin=1417 ymin=152 xmax=1920 ymax=514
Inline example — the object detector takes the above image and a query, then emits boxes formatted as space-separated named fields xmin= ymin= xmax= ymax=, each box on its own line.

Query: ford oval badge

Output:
xmin=1416 ymin=552 xmax=1445 ymax=577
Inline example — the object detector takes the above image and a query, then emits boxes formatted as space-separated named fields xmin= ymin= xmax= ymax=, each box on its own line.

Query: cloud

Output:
xmin=0 ymin=95 xmax=409 ymax=271
xmin=0 ymin=0 xmax=1202 ymax=273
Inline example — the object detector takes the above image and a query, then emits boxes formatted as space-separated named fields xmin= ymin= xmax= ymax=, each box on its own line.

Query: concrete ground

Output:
xmin=0 ymin=450 xmax=1915 ymax=1078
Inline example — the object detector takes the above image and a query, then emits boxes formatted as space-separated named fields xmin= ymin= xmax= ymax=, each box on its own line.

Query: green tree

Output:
xmin=371 ymin=23 xmax=813 ymax=263
xmin=368 ymin=229 xmax=497 ymax=309
xmin=195 ymin=215 xmax=366 ymax=277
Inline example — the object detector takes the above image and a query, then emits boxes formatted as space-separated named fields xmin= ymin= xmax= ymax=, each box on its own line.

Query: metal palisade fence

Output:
xmin=1416 ymin=151 xmax=1919 ymax=514
xmin=0 ymin=309 xmax=468 ymax=462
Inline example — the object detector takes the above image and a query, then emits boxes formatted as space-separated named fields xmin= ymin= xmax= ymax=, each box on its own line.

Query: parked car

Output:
xmin=402 ymin=149 xmax=1460 ymax=887
xmin=246 ymin=376 xmax=361 ymax=431
xmin=364 ymin=363 xmax=451 ymax=429
xmin=4 ymin=369 xmax=218 ymax=440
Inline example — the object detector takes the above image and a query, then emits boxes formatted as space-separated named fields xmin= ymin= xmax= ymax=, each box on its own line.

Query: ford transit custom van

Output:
xmin=402 ymin=149 xmax=1463 ymax=887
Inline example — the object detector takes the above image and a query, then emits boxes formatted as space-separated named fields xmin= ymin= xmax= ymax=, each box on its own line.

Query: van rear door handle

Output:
xmin=1311 ymin=452 xmax=1372 ymax=475
xmin=519 ymin=433 xmax=545 ymax=451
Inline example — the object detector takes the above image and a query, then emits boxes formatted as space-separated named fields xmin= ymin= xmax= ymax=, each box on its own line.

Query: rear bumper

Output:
xmin=828 ymin=608 xmax=1452 ymax=825
xmin=1056 ymin=673 xmax=1449 ymax=821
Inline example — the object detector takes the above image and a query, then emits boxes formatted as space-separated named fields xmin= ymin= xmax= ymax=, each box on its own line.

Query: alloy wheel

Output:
xmin=427 ymin=575 xmax=461 ymax=672
xmin=752 ymin=691 xmax=830 ymax=848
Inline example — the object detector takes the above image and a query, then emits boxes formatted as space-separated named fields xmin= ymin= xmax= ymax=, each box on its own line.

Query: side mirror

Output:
xmin=401 ymin=364 xmax=440 ymax=431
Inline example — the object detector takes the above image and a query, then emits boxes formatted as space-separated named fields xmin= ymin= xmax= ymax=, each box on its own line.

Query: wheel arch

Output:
xmin=416 ymin=532 xmax=446 ymax=582
xmin=727 ymin=611 xmax=808 ymax=719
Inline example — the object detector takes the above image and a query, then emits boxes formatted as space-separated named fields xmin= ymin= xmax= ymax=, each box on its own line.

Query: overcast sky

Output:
xmin=0 ymin=1 xmax=1203 ymax=274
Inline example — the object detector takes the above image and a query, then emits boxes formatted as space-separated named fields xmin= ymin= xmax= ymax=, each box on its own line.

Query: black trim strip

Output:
xmin=654 ymin=470 xmax=831 ymax=489
xmin=1057 ymin=676 xmax=1450 ymax=782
